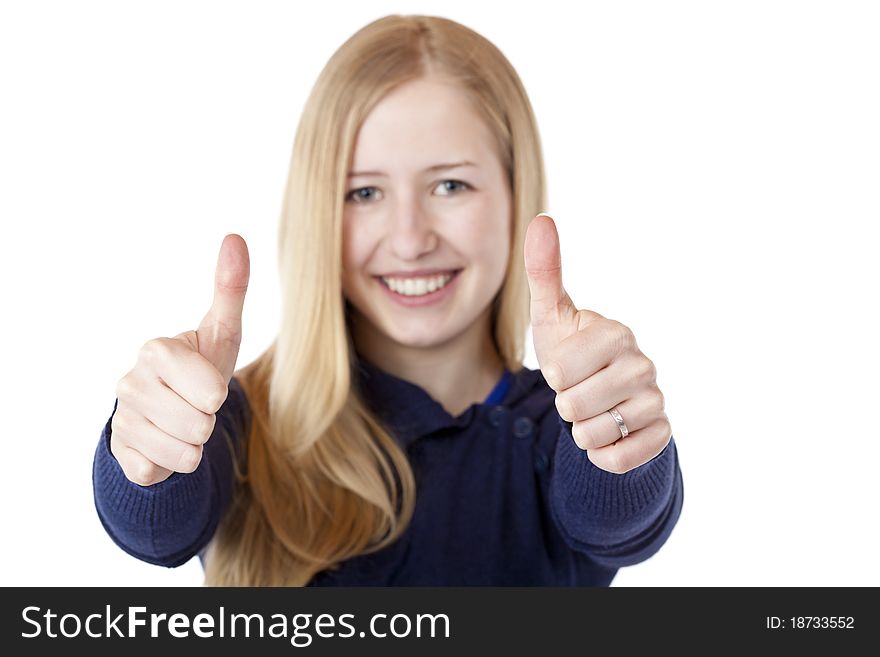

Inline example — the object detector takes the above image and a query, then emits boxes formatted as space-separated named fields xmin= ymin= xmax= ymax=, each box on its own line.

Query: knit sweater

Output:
xmin=92 ymin=356 xmax=684 ymax=585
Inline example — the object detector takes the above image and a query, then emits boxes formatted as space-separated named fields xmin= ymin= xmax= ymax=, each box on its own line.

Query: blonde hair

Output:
xmin=202 ymin=14 xmax=547 ymax=586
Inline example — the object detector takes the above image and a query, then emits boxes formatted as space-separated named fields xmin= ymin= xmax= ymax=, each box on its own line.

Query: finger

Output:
xmin=554 ymin=362 xmax=630 ymax=423
xmin=111 ymin=442 xmax=173 ymax=487
xmin=115 ymin=406 xmax=205 ymax=474
xmin=524 ymin=214 xmax=575 ymax=326
xmin=569 ymin=390 xmax=665 ymax=450
xmin=138 ymin=337 xmax=228 ymax=414
xmin=118 ymin=372 xmax=217 ymax=446
xmin=541 ymin=320 xmax=619 ymax=391
xmin=585 ymin=418 xmax=673 ymax=475
xmin=197 ymin=233 xmax=250 ymax=383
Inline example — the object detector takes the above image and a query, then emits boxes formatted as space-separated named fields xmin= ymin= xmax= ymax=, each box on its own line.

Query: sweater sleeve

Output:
xmin=549 ymin=415 xmax=684 ymax=569
xmin=91 ymin=376 xmax=249 ymax=567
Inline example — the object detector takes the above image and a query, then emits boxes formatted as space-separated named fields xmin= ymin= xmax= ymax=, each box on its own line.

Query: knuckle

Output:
xmin=651 ymin=386 xmax=666 ymax=412
xmin=570 ymin=422 xmax=585 ymax=449
xmin=632 ymin=356 xmax=655 ymax=386
xmin=111 ymin=406 xmax=131 ymax=435
xmin=641 ymin=357 xmax=657 ymax=383
xmin=609 ymin=320 xmax=635 ymax=352
xmin=542 ymin=359 xmax=565 ymax=390
xmin=175 ymin=444 xmax=203 ymax=473
xmin=571 ymin=422 xmax=596 ymax=450
xmin=139 ymin=337 xmax=171 ymax=366
xmin=657 ymin=416 xmax=672 ymax=442
xmin=126 ymin=459 xmax=159 ymax=486
xmin=115 ymin=375 xmax=135 ymax=401
xmin=555 ymin=393 xmax=576 ymax=422
xmin=204 ymin=384 xmax=228 ymax=414
xmin=190 ymin=413 xmax=217 ymax=444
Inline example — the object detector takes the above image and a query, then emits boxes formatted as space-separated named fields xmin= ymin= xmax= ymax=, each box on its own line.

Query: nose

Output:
xmin=388 ymin=193 xmax=438 ymax=260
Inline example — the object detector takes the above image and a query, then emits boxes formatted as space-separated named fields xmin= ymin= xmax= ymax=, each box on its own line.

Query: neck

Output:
xmin=351 ymin=306 xmax=505 ymax=417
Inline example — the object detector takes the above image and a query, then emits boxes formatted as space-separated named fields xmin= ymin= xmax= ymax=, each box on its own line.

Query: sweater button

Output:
xmin=513 ymin=416 xmax=534 ymax=439
xmin=487 ymin=405 xmax=506 ymax=427
xmin=533 ymin=449 xmax=549 ymax=474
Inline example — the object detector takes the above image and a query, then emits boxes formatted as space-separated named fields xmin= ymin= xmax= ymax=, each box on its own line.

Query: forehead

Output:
xmin=350 ymin=77 xmax=497 ymax=172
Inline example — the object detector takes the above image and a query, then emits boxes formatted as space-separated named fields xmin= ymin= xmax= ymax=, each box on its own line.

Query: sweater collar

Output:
xmin=353 ymin=354 xmax=544 ymax=447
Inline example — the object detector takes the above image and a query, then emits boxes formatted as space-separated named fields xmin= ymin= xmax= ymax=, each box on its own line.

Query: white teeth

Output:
xmin=381 ymin=273 xmax=454 ymax=296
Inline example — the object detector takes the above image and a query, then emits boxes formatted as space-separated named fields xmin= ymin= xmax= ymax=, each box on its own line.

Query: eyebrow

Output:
xmin=347 ymin=161 xmax=477 ymax=178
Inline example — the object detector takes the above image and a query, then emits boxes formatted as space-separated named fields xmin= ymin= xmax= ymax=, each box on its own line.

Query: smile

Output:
xmin=374 ymin=269 xmax=463 ymax=306
xmin=380 ymin=271 xmax=458 ymax=296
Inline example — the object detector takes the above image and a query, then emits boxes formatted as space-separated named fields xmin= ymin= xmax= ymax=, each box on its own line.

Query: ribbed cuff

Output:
xmin=92 ymin=398 xmax=214 ymax=566
xmin=550 ymin=415 xmax=678 ymax=547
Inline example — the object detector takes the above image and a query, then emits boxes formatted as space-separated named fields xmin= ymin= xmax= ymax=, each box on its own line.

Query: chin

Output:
xmin=386 ymin=324 xmax=454 ymax=349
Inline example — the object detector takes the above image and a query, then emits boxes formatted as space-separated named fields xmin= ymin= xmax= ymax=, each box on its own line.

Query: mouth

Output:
xmin=374 ymin=268 xmax=463 ymax=299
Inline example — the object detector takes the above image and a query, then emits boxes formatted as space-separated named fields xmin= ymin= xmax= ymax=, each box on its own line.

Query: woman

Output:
xmin=93 ymin=14 xmax=684 ymax=586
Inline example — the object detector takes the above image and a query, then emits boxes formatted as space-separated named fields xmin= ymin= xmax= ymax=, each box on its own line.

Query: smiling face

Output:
xmin=342 ymin=76 xmax=512 ymax=358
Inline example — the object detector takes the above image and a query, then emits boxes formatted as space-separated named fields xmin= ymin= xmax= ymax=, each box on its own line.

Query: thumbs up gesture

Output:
xmin=524 ymin=214 xmax=671 ymax=474
xmin=110 ymin=234 xmax=250 ymax=486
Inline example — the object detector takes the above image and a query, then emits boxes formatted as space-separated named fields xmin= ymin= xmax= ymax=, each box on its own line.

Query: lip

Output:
xmin=375 ymin=269 xmax=463 ymax=307
xmin=377 ymin=268 xmax=462 ymax=278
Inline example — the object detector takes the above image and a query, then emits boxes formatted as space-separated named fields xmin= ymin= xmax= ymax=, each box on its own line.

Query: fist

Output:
xmin=111 ymin=234 xmax=250 ymax=486
xmin=524 ymin=213 xmax=671 ymax=474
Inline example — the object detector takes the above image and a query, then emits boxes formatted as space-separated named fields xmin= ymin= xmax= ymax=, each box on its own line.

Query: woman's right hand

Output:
xmin=111 ymin=234 xmax=250 ymax=486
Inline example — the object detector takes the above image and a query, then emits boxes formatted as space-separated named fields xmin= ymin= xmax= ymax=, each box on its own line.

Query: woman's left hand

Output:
xmin=524 ymin=213 xmax=672 ymax=474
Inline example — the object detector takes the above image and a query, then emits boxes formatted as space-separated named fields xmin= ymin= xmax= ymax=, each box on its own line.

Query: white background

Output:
xmin=1 ymin=0 xmax=877 ymax=587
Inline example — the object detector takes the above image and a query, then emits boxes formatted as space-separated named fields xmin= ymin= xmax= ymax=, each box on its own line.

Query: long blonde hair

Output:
xmin=203 ymin=14 xmax=547 ymax=586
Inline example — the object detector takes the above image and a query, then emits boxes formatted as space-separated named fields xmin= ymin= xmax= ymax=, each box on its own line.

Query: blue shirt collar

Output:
xmin=353 ymin=354 xmax=543 ymax=447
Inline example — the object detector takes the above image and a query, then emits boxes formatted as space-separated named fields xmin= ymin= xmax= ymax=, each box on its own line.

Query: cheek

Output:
xmin=451 ymin=201 xmax=510 ymax=270
xmin=341 ymin=220 xmax=371 ymax=274
xmin=341 ymin=224 xmax=369 ymax=298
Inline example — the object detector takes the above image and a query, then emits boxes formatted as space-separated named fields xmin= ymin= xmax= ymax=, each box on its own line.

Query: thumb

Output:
xmin=196 ymin=233 xmax=250 ymax=383
xmin=524 ymin=213 xmax=577 ymax=360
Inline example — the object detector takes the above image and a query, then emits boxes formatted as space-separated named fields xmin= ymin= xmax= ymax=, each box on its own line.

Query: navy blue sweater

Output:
xmin=92 ymin=357 xmax=684 ymax=585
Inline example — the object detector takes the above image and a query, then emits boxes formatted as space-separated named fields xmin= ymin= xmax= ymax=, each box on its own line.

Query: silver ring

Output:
xmin=608 ymin=407 xmax=629 ymax=440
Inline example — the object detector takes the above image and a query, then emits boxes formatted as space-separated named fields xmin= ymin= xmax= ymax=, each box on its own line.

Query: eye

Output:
xmin=435 ymin=179 xmax=472 ymax=196
xmin=345 ymin=186 xmax=382 ymax=204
